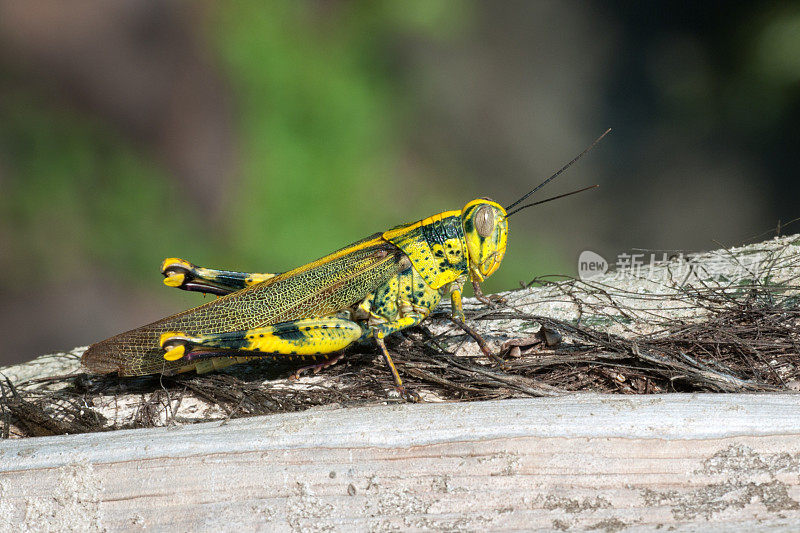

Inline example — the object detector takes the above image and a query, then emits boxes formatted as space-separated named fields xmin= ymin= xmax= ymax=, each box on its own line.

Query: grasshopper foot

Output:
xmin=290 ymin=353 xmax=344 ymax=380
xmin=475 ymin=293 xmax=506 ymax=308
xmin=401 ymin=387 xmax=421 ymax=403
xmin=391 ymin=385 xmax=421 ymax=403
xmin=472 ymin=280 xmax=506 ymax=308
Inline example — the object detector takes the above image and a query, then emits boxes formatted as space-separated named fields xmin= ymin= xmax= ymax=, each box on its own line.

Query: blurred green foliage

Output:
xmin=212 ymin=1 xmax=496 ymax=277
xmin=1 ymin=0 xmax=560 ymax=303
xmin=0 ymin=89 xmax=203 ymax=285
xmin=215 ymin=1 xmax=408 ymax=269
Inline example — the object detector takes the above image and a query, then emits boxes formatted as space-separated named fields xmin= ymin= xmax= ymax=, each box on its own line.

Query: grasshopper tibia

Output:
xmin=375 ymin=336 xmax=420 ymax=402
xmin=161 ymin=257 xmax=277 ymax=296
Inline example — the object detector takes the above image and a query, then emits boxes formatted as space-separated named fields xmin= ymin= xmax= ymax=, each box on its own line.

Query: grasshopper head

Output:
xmin=461 ymin=199 xmax=508 ymax=281
xmin=459 ymin=132 xmax=609 ymax=284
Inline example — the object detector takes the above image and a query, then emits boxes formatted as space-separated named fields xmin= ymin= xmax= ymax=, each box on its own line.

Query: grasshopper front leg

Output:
xmin=448 ymin=281 xmax=504 ymax=364
xmin=161 ymin=258 xmax=278 ymax=296
xmin=471 ymin=279 xmax=507 ymax=308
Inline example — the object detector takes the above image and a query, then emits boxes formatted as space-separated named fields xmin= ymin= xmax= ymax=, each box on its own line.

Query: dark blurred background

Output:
xmin=2 ymin=1 xmax=799 ymax=365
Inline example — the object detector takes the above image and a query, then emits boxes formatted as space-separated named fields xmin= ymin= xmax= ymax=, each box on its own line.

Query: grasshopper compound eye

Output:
xmin=475 ymin=206 xmax=495 ymax=238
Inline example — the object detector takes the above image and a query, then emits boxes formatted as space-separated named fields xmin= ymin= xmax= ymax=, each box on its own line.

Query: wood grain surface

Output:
xmin=2 ymin=394 xmax=799 ymax=531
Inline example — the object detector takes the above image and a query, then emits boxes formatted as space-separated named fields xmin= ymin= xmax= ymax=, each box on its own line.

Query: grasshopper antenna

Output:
xmin=504 ymin=128 xmax=611 ymax=212
xmin=506 ymin=184 xmax=599 ymax=217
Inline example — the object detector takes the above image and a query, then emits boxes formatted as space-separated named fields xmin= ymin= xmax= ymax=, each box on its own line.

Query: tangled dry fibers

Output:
xmin=2 ymin=234 xmax=799 ymax=438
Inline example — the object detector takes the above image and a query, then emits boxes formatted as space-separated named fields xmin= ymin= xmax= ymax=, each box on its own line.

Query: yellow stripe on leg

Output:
xmin=241 ymin=319 xmax=362 ymax=355
xmin=185 ymin=318 xmax=363 ymax=357
xmin=163 ymin=344 xmax=185 ymax=361
xmin=244 ymin=273 xmax=277 ymax=286
xmin=163 ymin=272 xmax=186 ymax=287
xmin=160 ymin=331 xmax=190 ymax=361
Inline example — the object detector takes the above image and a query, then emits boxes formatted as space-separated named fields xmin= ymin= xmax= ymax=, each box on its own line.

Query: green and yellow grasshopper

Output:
xmin=82 ymin=132 xmax=607 ymax=399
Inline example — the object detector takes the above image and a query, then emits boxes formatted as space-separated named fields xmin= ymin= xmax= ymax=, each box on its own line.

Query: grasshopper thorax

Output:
xmin=461 ymin=199 xmax=508 ymax=282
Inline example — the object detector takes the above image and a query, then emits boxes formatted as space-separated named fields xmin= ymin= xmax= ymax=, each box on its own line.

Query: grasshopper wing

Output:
xmin=82 ymin=236 xmax=406 ymax=376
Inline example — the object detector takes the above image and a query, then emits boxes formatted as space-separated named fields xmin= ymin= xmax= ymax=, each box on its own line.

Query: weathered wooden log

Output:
xmin=1 ymin=235 xmax=799 ymax=530
xmin=2 ymin=394 xmax=800 ymax=530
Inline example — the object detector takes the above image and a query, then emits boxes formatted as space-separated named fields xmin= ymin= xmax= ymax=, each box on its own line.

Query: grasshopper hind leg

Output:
xmin=161 ymin=257 xmax=277 ymax=295
xmin=159 ymin=318 xmax=363 ymax=370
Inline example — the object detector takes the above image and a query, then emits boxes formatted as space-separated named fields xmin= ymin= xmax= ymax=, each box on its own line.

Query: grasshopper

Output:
xmin=82 ymin=131 xmax=608 ymax=400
